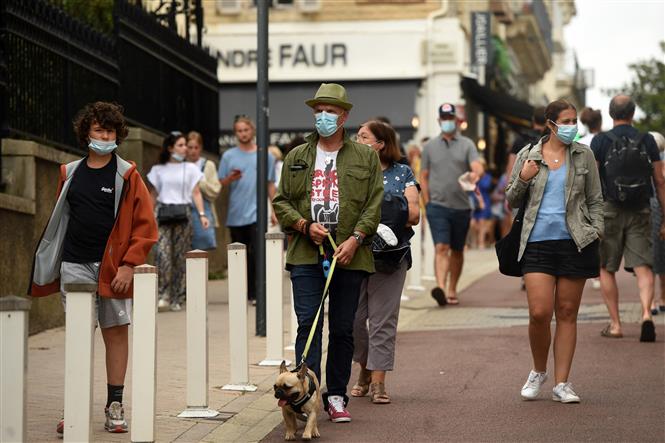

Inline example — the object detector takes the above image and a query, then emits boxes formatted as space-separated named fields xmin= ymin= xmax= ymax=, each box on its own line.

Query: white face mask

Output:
xmin=88 ymin=137 xmax=117 ymax=155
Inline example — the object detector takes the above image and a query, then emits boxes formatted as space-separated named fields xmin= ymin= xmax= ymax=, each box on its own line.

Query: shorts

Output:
xmin=600 ymin=202 xmax=652 ymax=273
xmin=522 ymin=239 xmax=600 ymax=279
xmin=426 ymin=203 xmax=471 ymax=251
xmin=60 ymin=262 xmax=132 ymax=329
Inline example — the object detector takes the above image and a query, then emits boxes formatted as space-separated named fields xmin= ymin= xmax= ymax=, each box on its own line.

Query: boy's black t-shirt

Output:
xmin=62 ymin=155 xmax=117 ymax=263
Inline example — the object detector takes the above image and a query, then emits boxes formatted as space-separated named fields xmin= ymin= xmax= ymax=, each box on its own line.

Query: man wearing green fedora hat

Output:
xmin=273 ymin=82 xmax=384 ymax=422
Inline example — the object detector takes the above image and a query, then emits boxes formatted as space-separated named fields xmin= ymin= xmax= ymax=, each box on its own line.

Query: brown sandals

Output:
xmin=600 ymin=324 xmax=623 ymax=338
xmin=370 ymin=382 xmax=391 ymax=404
xmin=351 ymin=368 xmax=371 ymax=397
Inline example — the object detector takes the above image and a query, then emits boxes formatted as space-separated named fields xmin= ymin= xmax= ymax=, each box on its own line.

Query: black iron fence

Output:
xmin=0 ymin=0 xmax=219 ymax=155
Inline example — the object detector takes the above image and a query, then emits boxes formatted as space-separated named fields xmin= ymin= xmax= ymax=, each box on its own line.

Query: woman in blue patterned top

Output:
xmin=351 ymin=120 xmax=420 ymax=404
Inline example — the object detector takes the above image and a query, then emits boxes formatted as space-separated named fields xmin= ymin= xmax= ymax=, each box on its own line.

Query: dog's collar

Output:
xmin=287 ymin=372 xmax=317 ymax=414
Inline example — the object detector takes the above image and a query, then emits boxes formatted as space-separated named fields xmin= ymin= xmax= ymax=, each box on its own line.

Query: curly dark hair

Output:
xmin=73 ymin=102 xmax=129 ymax=150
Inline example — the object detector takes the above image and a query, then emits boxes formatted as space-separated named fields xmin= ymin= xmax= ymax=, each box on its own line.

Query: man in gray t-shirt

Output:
xmin=421 ymin=103 xmax=484 ymax=307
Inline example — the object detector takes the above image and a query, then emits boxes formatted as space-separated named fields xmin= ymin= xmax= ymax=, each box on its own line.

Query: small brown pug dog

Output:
xmin=274 ymin=361 xmax=321 ymax=440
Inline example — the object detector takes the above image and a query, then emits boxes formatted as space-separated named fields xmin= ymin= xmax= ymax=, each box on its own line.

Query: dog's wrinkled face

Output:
xmin=274 ymin=361 xmax=308 ymax=407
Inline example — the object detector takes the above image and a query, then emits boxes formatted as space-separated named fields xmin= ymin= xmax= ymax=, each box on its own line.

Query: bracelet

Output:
xmin=304 ymin=221 xmax=312 ymax=237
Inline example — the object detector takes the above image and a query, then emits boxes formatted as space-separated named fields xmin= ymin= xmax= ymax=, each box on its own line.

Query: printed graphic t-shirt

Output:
xmin=63 ymin=155 xmax=117 ymax=263
xmin=311 ymin=145 xmax=339 ymax=233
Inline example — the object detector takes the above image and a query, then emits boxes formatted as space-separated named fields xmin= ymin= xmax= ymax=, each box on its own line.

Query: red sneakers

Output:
xmin=326 ymin=395 xmax=351 ymax=423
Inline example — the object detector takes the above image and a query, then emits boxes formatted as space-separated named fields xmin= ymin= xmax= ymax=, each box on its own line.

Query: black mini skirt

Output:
xmin=522 ymin=239 xmax=600 ymax=279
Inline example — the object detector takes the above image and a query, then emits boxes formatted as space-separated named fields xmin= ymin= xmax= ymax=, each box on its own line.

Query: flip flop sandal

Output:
xmin=370 ymin=382 xmax=391 ymax=404
xmin=600 ymin=324 xmax=623 ymax=338
xmin=446 ymin=297 xmax=460 ymax=305
xmin=640 ymin=320 xmax=656 ymax=342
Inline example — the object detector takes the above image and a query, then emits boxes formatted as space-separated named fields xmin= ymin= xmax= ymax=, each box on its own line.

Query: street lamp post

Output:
xmin=255 ymin=0 xmax=269 ymax=336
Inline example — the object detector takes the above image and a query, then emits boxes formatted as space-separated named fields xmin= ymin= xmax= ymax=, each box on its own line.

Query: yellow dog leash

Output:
xmin=299 ymin=232 xmax=338 ymax=367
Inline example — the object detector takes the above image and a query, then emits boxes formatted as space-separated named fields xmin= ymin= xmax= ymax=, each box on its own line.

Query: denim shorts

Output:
xmin=425 ymin=203 xmax=471 ymax=251
xmin=522 ymin=239 xmax=600 ymax=279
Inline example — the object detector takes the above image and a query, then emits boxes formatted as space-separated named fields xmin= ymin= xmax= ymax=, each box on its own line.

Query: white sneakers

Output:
xmin=552 ymin=382 xmax=581 ymax=403
xmin=520 ymin=370 xmax=548 ymax=400
xmin=157 ymin=299 xmax=170 ymax=312
xmin=521 ymin=370 xmax=581 ymax=403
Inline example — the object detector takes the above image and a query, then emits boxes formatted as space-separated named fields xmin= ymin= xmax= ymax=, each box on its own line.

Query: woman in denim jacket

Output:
xmin=506 ymin=99 xmax=603 ymax=404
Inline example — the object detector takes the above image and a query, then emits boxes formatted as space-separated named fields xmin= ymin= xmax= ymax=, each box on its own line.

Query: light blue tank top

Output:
xmin=528 ymin=163 xmax=572 ymax=242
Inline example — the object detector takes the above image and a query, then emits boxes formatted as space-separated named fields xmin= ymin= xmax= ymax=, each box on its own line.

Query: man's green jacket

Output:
xmin=273 ymin=131 xmax=384 ymax=273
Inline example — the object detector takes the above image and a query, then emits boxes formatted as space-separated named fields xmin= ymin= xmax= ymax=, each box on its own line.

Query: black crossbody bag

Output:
xmin=157 ymin=163 xmax=189 ymax=225
xmin=495 ymin=195 xmax=528 ymax=277
xmin=495 ymin=145 xmax=532 ymax=277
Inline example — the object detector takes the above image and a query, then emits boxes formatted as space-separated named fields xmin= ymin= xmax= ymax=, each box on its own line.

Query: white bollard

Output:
xmin=131 ymin=265 xmax=158 ymax=442
xmin=284 ymin=280 xmax=297 ymax=352
xmin=178 ymin=251 xmax=219 ymax=418
xmin=422 ymin=218 xmax=436 ymax=282
xmin=222 ymin=243 xmax=257 ymax=392
xmin=260 ymin=234 xmax=291 ymax=366
xmin=0 ymin=296 xmax=31 ymax=443
xmin=407 ymin=222 xmax=425 ymax=291
xmin=63 ymin=283 xmax=97 ymax=443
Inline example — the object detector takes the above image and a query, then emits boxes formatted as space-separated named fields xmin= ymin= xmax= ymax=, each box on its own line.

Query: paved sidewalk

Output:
xmin=24 ymin=249 xmax=663 ymax=442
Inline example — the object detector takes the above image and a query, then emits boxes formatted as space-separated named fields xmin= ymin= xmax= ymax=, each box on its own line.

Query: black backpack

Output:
xmin=603 ymin=132 xmax=652 ymax=209
xmin=372 ymin=192 xmax=413 ymax=274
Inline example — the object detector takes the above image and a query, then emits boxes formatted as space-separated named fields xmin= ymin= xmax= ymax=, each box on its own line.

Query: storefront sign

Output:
xmin=206 ymin=21 xmax=428 ymax=82
xmin=471 ymin=12 xmax=491 ymax=66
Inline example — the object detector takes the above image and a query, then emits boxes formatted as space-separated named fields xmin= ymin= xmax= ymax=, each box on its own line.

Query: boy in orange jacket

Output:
xmin=30 ymin=102 xmax=158 ymax=435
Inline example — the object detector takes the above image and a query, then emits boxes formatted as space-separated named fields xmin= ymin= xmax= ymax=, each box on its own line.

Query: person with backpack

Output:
xmin=590 ymin=95 xmax=665 ymax=342
xmin=506 ymin=99 xmax=603 ymax=403
xmin=351 ymin=120 xmax=420 ymax=404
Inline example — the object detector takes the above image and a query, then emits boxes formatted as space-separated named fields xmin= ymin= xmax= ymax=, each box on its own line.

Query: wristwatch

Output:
xmin=352 ymin=231 xmax=363 ymax=246
xmin=199 ymin=212 xmax=206 ymax=217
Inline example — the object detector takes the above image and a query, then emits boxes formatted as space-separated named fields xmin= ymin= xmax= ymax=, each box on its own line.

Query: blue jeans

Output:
xmin=290 ymin=263 xmax=366 ymax=405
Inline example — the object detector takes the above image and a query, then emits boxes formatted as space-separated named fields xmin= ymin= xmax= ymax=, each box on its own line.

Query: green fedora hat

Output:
xmin=305 ymin=83 xmax=353 ymax=111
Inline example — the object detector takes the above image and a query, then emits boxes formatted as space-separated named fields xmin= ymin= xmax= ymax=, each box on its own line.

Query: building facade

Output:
xmin=202 ymin=0 xmax=586 ymax=168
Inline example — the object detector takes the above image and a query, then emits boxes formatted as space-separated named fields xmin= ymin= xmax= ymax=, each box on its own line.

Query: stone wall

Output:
xmin=0 ymin=129 xmax=229 ymax=334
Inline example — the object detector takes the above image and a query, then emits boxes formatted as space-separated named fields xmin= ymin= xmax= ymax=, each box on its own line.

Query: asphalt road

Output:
xmin=262 ymin=271 xmax=665 ymax=442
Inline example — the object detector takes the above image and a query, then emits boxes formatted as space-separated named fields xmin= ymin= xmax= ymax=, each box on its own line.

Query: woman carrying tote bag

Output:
xmin=147 ymin=132 xmax=209 ymax=312
xmin=505 ymin=100 xmax=603 ymax=404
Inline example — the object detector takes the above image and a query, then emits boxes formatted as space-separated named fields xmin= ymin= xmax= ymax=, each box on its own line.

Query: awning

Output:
xmin=219 ymin=80 xmax=421 ymax=133
xmin=461 ymin=77 xmax=534 ymax=129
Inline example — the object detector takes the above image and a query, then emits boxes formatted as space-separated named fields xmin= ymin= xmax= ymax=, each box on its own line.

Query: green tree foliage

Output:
xmin=49 ymin=0 xmax=115 ymax=34
xmin=618 ymin=42 xmax=665 ymax=133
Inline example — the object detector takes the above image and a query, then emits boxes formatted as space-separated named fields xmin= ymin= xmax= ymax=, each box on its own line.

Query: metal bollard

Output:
xmin=178 ymin=251 xmax=219 ymax=418
xmin=422 ymin=218 xmax=436 ymax=282
xmin=407 ymin=222 xmax=425 ymax=291
xmin=131 ymin=265 xmax=158 ymax=442
xmin=63 ymin=283 xmax=97 ymax=443
xmin=259 ymin=234 xmax=291 ymax=366
xmin=0 ymin=296 xmax=31 ymax=443
xmin=222 ymin=243 xmax=257 ymax=391
xmin=284 ymin=280 xmax=297 ymax=352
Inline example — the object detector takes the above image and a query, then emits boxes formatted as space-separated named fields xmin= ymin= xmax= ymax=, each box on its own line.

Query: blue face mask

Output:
xmin=88 ymin=138 xmax=117 ymax=155
xmin=171 ymin=153 xmax=186 ymax=162
xmin=440 ymin=120 xmax=456 ymax=134
xmin=315 ymin=111 xmax=340 ymax=138
xmin=553 ymin=122 xmax=578 ymax=145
